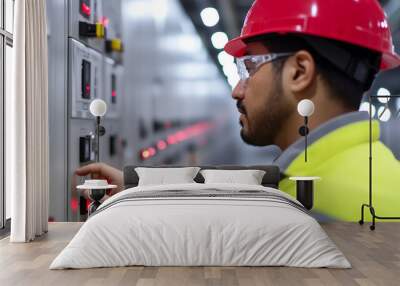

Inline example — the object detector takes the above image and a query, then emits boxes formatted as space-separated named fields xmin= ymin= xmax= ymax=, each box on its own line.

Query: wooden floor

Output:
xmin=0 ymin=222 xmax=399 ymax=286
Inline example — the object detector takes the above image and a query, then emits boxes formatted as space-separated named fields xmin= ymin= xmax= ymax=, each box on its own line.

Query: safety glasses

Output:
xmin=236 ymin=53 xmax=293 ymax=81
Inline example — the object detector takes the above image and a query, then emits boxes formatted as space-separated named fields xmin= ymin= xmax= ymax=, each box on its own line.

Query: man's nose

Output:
xmin=231 ymin=80 xmax=246 ymax=101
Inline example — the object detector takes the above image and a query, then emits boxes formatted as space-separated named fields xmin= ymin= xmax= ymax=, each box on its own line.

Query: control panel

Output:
xmin=69 ymin=39 xmax=103 ymax=118
xmin=69 ymin=0 xmax=124 ymax=60
xmin=65 ymin=0 xmax=124 ymax=223
xmin=69 ymin=0 xmax=105 ymax=51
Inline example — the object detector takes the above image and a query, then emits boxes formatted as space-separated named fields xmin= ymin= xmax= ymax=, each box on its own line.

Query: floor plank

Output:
xmin=0 ymin=222 xmax=399 ymax=286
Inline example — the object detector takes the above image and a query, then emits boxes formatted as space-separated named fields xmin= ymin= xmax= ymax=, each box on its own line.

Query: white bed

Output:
xmin=50 ymin=183 xmax=350 ymax=269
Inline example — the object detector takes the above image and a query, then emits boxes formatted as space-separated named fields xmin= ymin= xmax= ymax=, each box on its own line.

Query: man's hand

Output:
xmin=75 ymin=163 xmax=124 ymax=199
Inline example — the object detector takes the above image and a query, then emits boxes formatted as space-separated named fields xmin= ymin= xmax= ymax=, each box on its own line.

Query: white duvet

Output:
xmin=50 ymin=183 xmax=351 ymax=269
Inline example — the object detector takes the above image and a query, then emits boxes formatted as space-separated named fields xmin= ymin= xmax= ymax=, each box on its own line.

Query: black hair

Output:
xmin=244 ymin=34 xmax=381 ymax=110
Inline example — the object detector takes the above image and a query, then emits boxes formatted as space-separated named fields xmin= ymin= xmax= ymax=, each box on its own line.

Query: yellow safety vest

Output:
xmin=280 ymin=120 xmax=400 ymax=221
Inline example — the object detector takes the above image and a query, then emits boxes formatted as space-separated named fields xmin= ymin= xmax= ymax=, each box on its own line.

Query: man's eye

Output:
xmin=244 ymin=61 xmax=257 ymax=75
xmin=246 ymin=67 xmax=256 ymax=75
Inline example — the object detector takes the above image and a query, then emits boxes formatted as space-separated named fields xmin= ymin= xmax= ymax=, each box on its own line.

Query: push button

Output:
xmin=79 ymin=21 xmax=106 ymax=38
xmin=80 ymin=0 xmax=91 ymax=18
xmin=105 ymin=39 xmax=123 ymax=53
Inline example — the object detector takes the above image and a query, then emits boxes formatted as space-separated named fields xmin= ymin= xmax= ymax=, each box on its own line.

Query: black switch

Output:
xmin=80 ymin=196 xmax=88 ymax=215
xmin=109 ymin=135 xmax=117 ymax=156
xmin=81 ymin=59 xmax=91 ymax=99
xmin=79 ymin=21 xmax=105 ymax=38
xmin=111 ymin=74 xmax=117 ymax=104
xmin=139 ymin=119 xmax=148 ymax=139
xmin=153 ymin=120 xmax=163 ymax=132
xmin=79 ymin=21 xmax=96 ymax=37
xmin=80 ymin=136 xmax=91 ymax=163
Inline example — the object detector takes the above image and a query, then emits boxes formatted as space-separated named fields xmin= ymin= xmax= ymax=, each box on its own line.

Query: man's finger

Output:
xmin=75 ymin=163 xmax=103 ymax=176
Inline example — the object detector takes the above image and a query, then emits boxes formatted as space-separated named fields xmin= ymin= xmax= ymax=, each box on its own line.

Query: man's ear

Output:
xmin=283 ymin=50 xmax=317 ymax=96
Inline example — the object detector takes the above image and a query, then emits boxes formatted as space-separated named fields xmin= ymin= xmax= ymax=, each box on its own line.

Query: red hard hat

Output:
xmin=224 ymin=0 xmax=400 ymax=70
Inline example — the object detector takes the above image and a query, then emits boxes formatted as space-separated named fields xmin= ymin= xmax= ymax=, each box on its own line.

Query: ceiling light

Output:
xmin=378 ymin=106 xmax=391 ymax=122
xmin=218 ymin=51 xmax=234 ymax=66
xmin=211 ymin=32 xmax=228 ymax=49
xmin=359 ymin=102 xmax=376 ymax=117
xmin=377 ymin=87 xmax=391 ymax=103
xmin=227 ymin=74 xmax=240 ymax=88
xmin=200 ymin=7 xmax=220 ymax=27
xmin=223 ymin=63 xmax=237 ymax=78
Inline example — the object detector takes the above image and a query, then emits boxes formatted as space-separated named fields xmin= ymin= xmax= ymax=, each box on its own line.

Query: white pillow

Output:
xmin=200 ymin=169 xmax=266 ymax=185
xmin=135 ymin=167 xmax=201 ymax=186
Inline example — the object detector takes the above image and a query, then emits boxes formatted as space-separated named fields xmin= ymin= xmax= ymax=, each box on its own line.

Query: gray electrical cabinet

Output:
xmin=69 ymin=39 xmax=103 ymax=118
xmin=48 ymin=0 xmax=238 ymax=223
xmin=65 ymin=0 xmax=124 ymax=222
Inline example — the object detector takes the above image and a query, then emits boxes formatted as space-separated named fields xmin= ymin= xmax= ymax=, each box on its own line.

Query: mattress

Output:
xmin=50 ymin=183 xmax=351 ymax=269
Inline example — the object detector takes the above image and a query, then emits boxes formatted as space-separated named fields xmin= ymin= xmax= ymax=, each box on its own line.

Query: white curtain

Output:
xmin=7 ymin=0 xmax=49 ymax=242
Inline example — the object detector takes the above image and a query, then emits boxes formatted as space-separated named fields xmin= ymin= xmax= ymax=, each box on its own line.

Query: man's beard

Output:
xmin=240 ymin=78 xmax=292 ymax=146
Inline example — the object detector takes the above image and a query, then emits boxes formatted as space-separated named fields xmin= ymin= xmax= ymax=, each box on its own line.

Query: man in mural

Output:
xmin=225 ymin=0 xmax=400 ymax=221
xmin=76 ymin=0 xmax=400 ymax=221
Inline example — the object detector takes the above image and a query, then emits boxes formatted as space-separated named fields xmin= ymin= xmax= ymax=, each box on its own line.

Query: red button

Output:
xmin=81 ymin=3 xmax=91 ymax=17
